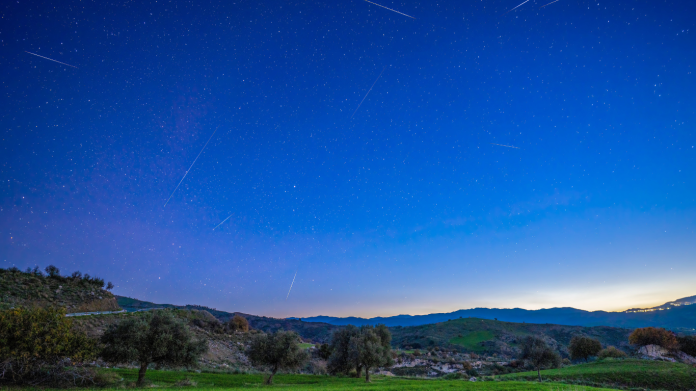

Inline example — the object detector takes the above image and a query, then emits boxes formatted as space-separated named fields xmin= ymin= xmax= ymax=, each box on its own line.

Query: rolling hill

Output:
xmin=390 ymin=317 xmax=633 ymax=358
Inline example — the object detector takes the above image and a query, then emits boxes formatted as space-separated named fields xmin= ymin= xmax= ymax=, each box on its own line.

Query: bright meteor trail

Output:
xmin=213 ymin=214 xmax=233 ymax=230
xmin=505 ymin=0 xmax=531 ymax=14
xmin=164 ymin=126 xmax=219 ymax=207
xmin=286 ymin=272 xmax=297 ymax=300
xmin=364 ymin=0 xmax=415 ymax=19
xmin=25 ymin=51 xmax=78 ymax=68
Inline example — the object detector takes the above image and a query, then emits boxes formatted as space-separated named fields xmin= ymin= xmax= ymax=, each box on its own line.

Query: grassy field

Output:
xmin=449 ymin=331 xmax=496 ymax=352
xmin=299 ymin=343 xmax=315 ymax=349
xmin=82 ymin=369 xmax=616 ymax=391
xmin=501 ymin=358 xmax=696 ymax=391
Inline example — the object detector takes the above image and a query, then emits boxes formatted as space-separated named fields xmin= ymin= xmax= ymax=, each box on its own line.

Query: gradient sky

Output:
xmin=1 ymin=0 xmax=695 ymax=318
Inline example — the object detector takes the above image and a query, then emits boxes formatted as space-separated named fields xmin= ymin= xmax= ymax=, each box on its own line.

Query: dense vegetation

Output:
xmin=0 ymin=307 xmax=97 ymax=385
xmin=0 ymin=266 xmax=119 ymax=313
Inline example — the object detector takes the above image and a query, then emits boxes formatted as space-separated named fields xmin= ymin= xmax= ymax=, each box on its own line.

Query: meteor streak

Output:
xmin=164 ymin=126 xmax=219 ymax=207
xmin=364 ymin=0 xmax=415 ymax=19
xmin=25 ymin=51 xmax=78 ymax=68
xmin=505 ymin=0 xmax=531 ymax=14
xmin=491 ymin=143 xmax=520 ymax=149
xmin=539 ymin=0 xmax=560 ymax=8
xmin=286 ymin=272 xmax=297 ymax=300
xmin=213 ymin=214 xmax=233 ymax=230
xmin=351 ymin=66 xmax=388 ymax=119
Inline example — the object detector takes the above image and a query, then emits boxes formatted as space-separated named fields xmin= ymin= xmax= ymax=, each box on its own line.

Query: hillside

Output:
xmin=301 ymin=300 xmax=696 ymax=333
xmin=70 ymin=308 xmax=256 ymax=370
xmin=503 ymin=359 xmax=696 ymax=391
xmin=390 ymin=317 xmax=632 ymax=358
xmin=0 ymin=266 xmax=120 ymax=313
xmin=116 ymin=296 xmax=638 ymax=358
xmin=116 ymin=296 xmax=341 ymax=343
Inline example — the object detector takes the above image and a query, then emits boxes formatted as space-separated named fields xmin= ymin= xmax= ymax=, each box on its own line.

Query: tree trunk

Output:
xmin=365 ymin=366 xmax=371 ymax=382
xmin=137 ymin=362 xmax=149 ymax=386
xmin=266 ymin=366 xmax=278 ymax=385
xmin=356 ymin=365 xmax=362 ymax=378
xmin=537 ymin=367 xmax=541 ymax=382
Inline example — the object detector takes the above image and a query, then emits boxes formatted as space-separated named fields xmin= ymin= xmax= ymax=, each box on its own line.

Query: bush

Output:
xmin=677 ymin=336 xmax=696 ymax=357
xmin=629 ymin=327 xmax=679 ymax=351
xmin=228 ymin=314 xmax=250 ymax=332
xmin=44 ymin=265 xmax=60 ymax=278
xmin=0 ymin=307 xmax=96 ymax=385
xmin=597 ymin=346 xmax=627 ymax=359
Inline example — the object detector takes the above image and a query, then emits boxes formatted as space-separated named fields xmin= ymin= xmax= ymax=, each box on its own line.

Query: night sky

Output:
xmin=2 ymin=0 xmax=695 ymax=318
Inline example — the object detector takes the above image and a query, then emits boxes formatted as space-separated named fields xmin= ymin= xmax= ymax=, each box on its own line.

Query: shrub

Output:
xmin=100 ymin=310 xmax=208 ymax=386
xmin=677 ymin=336 xmax=696 ymax=357
xmin=0 ymin=307 xmax=96 ymax=385
xmin=44 ymin=265 xmax=60 ymax=278
xmin=597 ymin=346 xmax=627 ymax=359
xmin=629 ymin=327 xmax=679 ymax=351
xmin=569 ymin=336 xmax=602 ymax=362
xmin=227 ymin=314 xmax=250 ymax=332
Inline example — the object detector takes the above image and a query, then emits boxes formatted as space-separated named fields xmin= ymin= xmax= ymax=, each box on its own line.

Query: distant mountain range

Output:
xmin=297 ymin=295 xmax=696 ymax=332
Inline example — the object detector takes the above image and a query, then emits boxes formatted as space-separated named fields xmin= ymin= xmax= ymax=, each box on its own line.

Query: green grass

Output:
xmin=449 ymin=331 xmax=495 ymax=351
xmin=81 ymin=369 xmax=616 ymax=390
xmin=299 ymin=343 xmax=315 ymax=349
xmin=501 ymin=358 xmax=696 ymax=391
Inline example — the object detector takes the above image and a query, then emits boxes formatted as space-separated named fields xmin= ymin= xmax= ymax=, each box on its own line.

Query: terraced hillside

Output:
xmin=0 ymin=266 xmax=120 ymax=313
xmin=391 ymin=317 xmax=632 ymax=358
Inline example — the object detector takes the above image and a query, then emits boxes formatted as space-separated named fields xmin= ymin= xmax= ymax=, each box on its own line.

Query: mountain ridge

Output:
xmin=297 ymin=296 xmax=696 ymax=332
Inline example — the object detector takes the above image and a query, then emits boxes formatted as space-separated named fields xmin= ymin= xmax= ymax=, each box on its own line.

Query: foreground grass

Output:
xmin=501 ymin=358 xmax=696 ymax=391
xmin=79 ymin=369 xmax=616 ymax=391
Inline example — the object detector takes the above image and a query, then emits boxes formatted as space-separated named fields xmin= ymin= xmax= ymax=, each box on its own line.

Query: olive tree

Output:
xmin=520 ymin=336 xmax=561 ymax=382
xmin=100 ymin=310 xmax=208 ymax=386
xmin=350 ymin=324 xmax=393 ymax=382
xmin=327 ymin=324 xmax=392 ymax=382
xmin=247 ymin=330 xmax=309 ymax=385
xmin=568 ymin=336 xmax=602 ymax=362
xmin=327 ymin=325 xmax=362 ymax=376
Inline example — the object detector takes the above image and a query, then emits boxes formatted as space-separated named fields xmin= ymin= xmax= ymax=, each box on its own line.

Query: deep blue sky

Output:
xmin=1 ymin=0 xmax=695 ymax=317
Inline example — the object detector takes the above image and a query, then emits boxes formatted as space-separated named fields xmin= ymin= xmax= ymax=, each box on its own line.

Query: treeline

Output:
xmin=0 ymin=265 xmax=114 ymax=290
